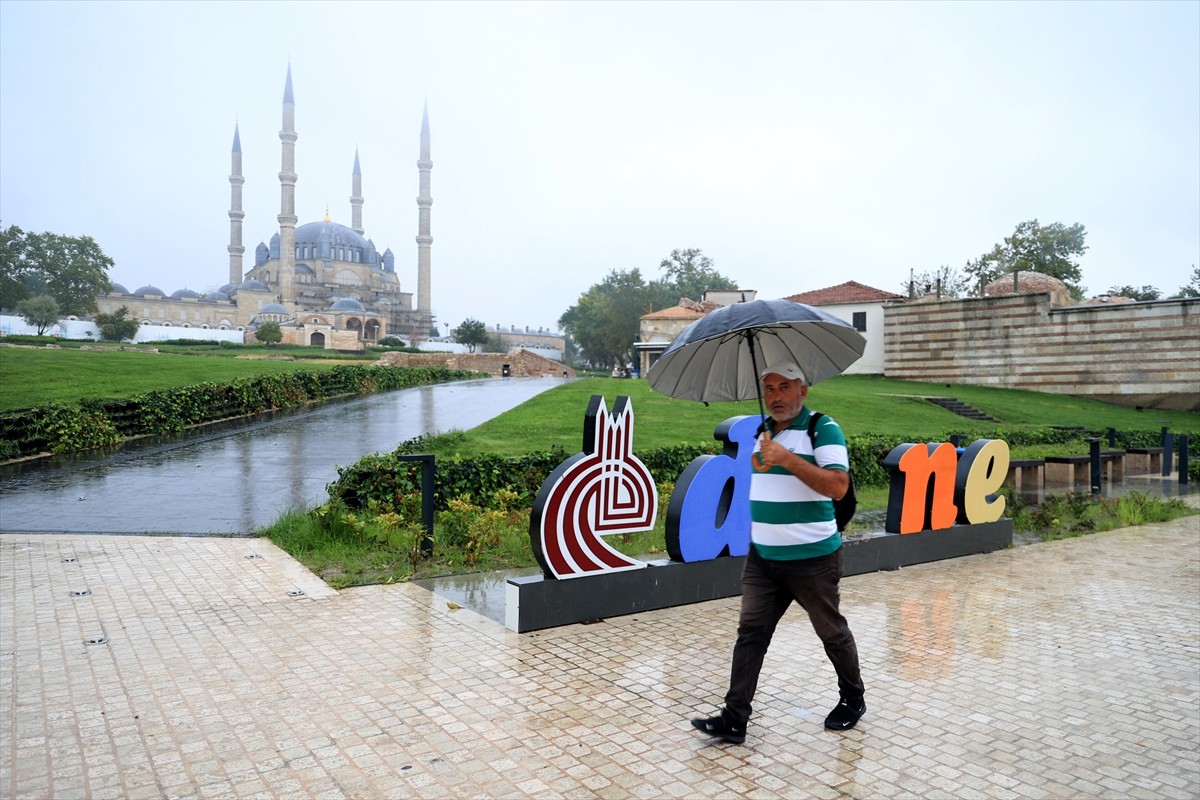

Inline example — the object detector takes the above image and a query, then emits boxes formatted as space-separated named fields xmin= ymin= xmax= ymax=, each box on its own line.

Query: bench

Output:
xmin=1044 ymin=455 xmax=1091 ymax=487
xmin=1100 ymin=450 xmax=1126 ymax=481
xmin=1004 ymin=458 xmax=1044 ymax=492
xmin=1044 ymin=452 xmax=1127 ymax=486
xmin=1126 ymin=448 xmax=1164 ymax=475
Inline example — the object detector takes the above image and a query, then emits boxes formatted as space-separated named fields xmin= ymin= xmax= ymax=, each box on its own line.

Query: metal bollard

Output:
xmin=394 ymin=454 xmax=436 ymax=555
xmin=1162 ymin=427 xmax=1173 ymax=477
xmin=1089 ymin=438 xmax=1101 ymax=495
xmin=1180 ymin=436 xmax=1190 ymax=486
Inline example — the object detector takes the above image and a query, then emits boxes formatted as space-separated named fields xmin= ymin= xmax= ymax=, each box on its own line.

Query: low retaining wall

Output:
xmin=377 ymin=348 xmax=574 ymax=378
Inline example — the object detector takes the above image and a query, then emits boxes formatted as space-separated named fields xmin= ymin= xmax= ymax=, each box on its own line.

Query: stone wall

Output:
xmin=377 ymin=348 xmax=575 ymax=378
xmin=884 ymin=294 xmax=1199 ymax=411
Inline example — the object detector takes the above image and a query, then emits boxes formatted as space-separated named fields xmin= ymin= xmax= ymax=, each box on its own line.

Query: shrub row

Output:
xmin=330 ymin=424 xmax=1200 ymax=513
xmin=0 ymin=365 xmax=481 ymax=460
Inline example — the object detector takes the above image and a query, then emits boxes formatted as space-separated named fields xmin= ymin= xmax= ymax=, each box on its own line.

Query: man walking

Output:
xmin=692 ymin=361 xmax=865 ymax=744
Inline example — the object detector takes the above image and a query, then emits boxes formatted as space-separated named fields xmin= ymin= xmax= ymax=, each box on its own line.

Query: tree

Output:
xmin=559 ymin=268 xmax=649 ymax=368
xmin=1105 ymin=285 xmax=1162 ymax=301
xmin=16 ymin=294 xmax=61 ymax=335
xmin=559 ymin=249 xmax=738 ymax=369
xmin=255 ymin=320 xmax=283 ymax=345
xmin=964 ymin=220 xmax=1089 ymax=299
xmin=903 ymin=265 xmax=970 ymax=299
xmin=454 ymin=318 xmax=489 ymax=352
xmin=1177 ymin=265 xmax=1200 ymax=299
xmin=0 ymin=226 xmax=114 ymax=315
xmin=647 ymin=248 xmax=737 ymax=310
xmin=92 ymin=306 xmax=139 ymax=342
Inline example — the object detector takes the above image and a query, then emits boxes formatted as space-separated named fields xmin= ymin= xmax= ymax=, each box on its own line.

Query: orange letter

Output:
xmin=882 ymin=443 xmax=959 ymax=534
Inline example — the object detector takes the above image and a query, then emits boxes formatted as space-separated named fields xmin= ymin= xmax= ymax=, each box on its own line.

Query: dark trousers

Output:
xmin=723 ymin=546 xmax=863 ymax=726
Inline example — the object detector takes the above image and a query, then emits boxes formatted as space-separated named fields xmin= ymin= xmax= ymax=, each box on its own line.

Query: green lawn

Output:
xmin=422 ymin=375 xmax=1199 ymax=456
xmin=0 ymin=347 xmax=344 ymax=410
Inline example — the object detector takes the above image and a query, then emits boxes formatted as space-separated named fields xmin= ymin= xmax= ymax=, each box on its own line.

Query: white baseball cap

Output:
xmin=759 ymin=361 xmax=807 ymax=384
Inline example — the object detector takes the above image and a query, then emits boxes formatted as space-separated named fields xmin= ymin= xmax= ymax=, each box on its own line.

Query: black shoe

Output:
xmin=824 ymin=697 xmax=865 ymax=730
xmin=691 ymin=711 xmax=746 ymax=744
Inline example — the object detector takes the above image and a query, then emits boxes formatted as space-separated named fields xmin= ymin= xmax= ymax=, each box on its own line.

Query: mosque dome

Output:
xmin=109 ymin=283 xmax=129 ymax=295
xmin=329 ymin=297 xmax=365 ymax=312
xmin=219 ymin=283 xmax=237 ymax=294
xmin=238 ymin=279 xmax=271 ymax=292
xmin=984 ymin=271 xmax=1073 ymax=307
xmin=260 ymin=303 xmax=288 ymax=315
xmin=171 ymin=288 xmax=201 ymax=300
xmin=134 ymin=285 xmax=165 ymax=297
xmin=295 ymin=220 xmax=368 ymax=249
xmin=295 ymin=264 xmax=315 ymax=276
xmin=204 ymin=290 xmax=230 ymax=301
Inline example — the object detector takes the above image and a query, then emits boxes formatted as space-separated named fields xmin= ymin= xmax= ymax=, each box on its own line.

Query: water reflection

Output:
xmin=0 ymin=378 xmax=563 ymax=535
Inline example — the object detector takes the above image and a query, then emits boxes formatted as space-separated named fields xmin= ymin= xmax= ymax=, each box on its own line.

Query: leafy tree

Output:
xmin=559 ymin=268 xmax=649 ymax=368
xmin=1177 ymin=265 xmax=1200 ymax=298
xmin=16 ymin=294 xmax=61 ymax=335
xmin=0 ymin=226 xmax=114 ymax=315
xmin=377 ymin=336 xmax=407 ymax=347
xmin=454 ymin=318 xmax=489 ymax=353
xmin=560 ymin=249 xmax=738 ymax=369
xmin=964 ymin=220 xmax=1088 ymax=299
xmin=255 ymin=320 xmax=283 ymax=345
xmin=92 ymin=306 xmax=139 ymax=342
xmin=1105 ymin=285 xmax=1162 ymax=301
xmin=904 ymin=265 xmax=970 ymax=299
xmin=647 ymin=248 xmax=737 ymax=310
xmin=0 ymin=225 xmax=28 ymax=311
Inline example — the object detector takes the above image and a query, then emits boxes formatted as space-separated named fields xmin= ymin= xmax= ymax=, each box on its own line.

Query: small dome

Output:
xmin=171 ymin=288 xmax=201 ymax=300
xmin=984 ymin=271 xmax=1072 ymax=306
xmin=219 ymin=283 xmax=237 ymax=293
xmin=295 ymin=264 xmax=315 ymax=275
xmin=204 ymin=290 xmax=230 ymax=301
xmin=134 ymin=285 xmax=164 ymax=297
xmin=260 ymin=303 xmax=288 ymax=314
xmin=109 ymin=283 xmax=129 ymax=295
xmin=329 ymin=297 xmax=365 ymax=312
xmin=238 ymin=279 xmax=270 ymax=292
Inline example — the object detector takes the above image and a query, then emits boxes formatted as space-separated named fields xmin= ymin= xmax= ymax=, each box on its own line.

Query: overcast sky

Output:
xmin=2 ymin=1 xmax=1197 ymax=333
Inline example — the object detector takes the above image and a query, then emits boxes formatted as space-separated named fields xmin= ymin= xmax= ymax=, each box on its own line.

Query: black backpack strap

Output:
xmin=806 ymin=411 xmax=824 ymax=443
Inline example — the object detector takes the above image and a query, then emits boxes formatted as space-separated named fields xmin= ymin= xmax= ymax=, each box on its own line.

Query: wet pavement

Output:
xmin=0 ymin=378 xmax=565 ymax=535
xmin=3 ymin=509 xmax=1198 ymax=799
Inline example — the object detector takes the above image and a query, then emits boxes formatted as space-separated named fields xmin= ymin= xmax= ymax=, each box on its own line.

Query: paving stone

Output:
xmin=3 ymin=516 xmax=1200 ymax=799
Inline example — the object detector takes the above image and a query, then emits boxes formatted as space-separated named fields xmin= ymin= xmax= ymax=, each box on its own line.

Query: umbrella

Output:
xmin=645 ymin=299 xmax=865 ymax=419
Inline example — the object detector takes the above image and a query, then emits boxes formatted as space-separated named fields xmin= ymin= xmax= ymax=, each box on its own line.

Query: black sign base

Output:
xmin=505 ymin=520 xmax=1013 ymax=632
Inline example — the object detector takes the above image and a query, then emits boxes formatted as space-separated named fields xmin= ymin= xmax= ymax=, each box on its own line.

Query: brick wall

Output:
xmin=884 ymin=294 xmax=1199 ymax=411
xmin=377 ymin=348 xmax=575 ymax=378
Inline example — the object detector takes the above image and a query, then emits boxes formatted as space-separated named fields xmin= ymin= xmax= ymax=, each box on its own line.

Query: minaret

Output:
xmin=277 ymin=64 xmax=298 ymax=306
xmin=350 ymin=149 xmax=364 ymax=235
xmin=227 ymin=123 xmax=245 ymax=286
xmin=415 ymin=101 xmax=433 ymax=316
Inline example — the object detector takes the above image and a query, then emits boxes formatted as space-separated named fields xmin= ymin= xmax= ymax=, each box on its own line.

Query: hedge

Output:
xmin=0 ymin=365 xmax=481 ymax=460
xmin=329 ymin=424 xmax=1200 ymax=513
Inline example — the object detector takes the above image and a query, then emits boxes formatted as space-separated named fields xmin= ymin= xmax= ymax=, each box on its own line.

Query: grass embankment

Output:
xmin=0 ymin=346 xmax=348 ymax=410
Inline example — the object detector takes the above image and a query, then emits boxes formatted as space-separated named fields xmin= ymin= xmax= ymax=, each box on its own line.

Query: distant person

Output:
xmin=692 ymin=361 xmax=864 ymax=744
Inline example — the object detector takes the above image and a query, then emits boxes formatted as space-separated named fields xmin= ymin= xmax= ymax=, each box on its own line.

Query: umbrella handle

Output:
xmin=751 ymin=452 xmax=770 ymax=473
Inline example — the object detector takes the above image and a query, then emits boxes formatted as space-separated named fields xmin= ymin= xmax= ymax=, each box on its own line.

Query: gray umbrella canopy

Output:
xmin=646 ymin=299 xmax=866 ymax=403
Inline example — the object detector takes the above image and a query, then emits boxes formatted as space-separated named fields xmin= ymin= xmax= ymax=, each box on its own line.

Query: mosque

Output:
xmin=96 ymin=66 xmax=434 ymax=349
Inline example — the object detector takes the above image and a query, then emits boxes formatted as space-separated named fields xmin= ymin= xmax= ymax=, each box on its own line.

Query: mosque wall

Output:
xmin=884 ymin=293 xmax=1200 ymax=411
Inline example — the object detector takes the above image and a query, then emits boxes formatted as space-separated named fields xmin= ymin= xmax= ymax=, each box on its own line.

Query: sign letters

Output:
xmin=529 ymin=397 xmax=1012 ymax=579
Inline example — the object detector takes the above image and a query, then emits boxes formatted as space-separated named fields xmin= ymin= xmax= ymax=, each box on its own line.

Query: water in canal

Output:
xmin=0 ymin=378 xmax=564 ymax=535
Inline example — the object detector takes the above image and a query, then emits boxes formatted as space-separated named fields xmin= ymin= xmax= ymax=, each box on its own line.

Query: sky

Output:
xmin=1 ymin=1 xmax=1197 ymax=334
